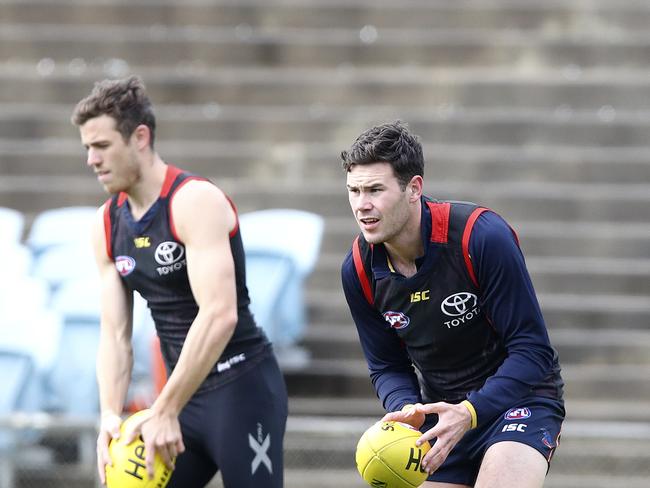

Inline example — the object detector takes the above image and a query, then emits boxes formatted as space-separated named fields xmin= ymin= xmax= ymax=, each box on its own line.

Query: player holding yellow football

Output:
xmin=340 ymin=121 xmax=564 ymax=487
xmin=72 ymin=76 xmax=287 ymax=488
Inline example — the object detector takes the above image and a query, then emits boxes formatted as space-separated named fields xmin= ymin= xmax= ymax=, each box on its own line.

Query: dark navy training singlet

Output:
xmin=103 ymin=165 xmax=269 ymax=393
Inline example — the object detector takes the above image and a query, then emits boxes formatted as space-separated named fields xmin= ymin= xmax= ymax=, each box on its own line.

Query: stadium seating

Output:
xmin=26 ymin=206 xmax=97 ymax=255
xmin=244 ymin=249 xmax=296 ymax=346
xmin=0 ymin=207 xmax=25 ymax=246
xmin=239 ymin=209 xmax=324 ymax=349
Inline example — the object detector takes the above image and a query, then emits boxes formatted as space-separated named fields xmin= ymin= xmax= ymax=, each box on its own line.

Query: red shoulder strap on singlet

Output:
xmin=102 ymin=197 xmax=113 ymax=260
xmin=461 ymin=207 xmax=489 ymax=288
xmin=166 ymin=166 xmax=209 ymax=241
xmin=426 ymin=201 xmax=451 ymax=243
xmin=352 ymin=236 xmax=374 ymax=305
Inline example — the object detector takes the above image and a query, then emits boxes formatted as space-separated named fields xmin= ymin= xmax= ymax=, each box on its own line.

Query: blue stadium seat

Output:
xmin=0 ymin=350 xmax=34 ymax=452
xmin=239 ymin=209 xmax=324 ymax=352
xmin=245 ymin=249 xmax=296 ymax=347
xmin=27 ymin=206 xmax=97 ymax=255
xmin=48 ymin=278 xmax=102 ymax=415
xmin=30 ymin=242 xmax=96 ymax=290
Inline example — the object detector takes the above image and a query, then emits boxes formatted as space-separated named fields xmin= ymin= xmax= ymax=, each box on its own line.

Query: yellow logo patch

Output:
xmin=410 ymin=290 xmax=430 ymax=303
xmin=133 ymin=236 xmax=151 ymax=248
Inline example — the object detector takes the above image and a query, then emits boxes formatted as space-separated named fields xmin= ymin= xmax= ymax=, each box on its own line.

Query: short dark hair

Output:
xmin=71 ymin=75 xmax=156 ymax=148
xmin=340 ymin=120 xmax=424 ymax=189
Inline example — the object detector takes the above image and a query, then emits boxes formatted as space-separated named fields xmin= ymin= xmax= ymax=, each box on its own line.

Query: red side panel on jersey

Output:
xmin=426 ymin=201 xmax=450 ymax=244
xmin=462 ymin=207 xmax=489 ymax=288
xmin=102 ymin=197 xmax=113 ymax=260
xmin=353 ymin=236 xmax=374 ymax=306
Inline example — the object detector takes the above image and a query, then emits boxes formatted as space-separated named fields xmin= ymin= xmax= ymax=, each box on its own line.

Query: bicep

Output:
xmin=172 ymin=182 xmax=237 ymax=309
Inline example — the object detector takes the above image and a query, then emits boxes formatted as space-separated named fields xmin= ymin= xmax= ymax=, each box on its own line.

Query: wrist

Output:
xmin=460 ymin=400 xmax=478 ymax=429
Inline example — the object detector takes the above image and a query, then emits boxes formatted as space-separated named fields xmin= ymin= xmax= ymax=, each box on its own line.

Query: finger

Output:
xmin=381 ymin=411 xmax=409 ymax=422
xmin=97 ymin=436 xmax=111 ymax=484
xmin=97 ymin=454 xmax=107 ymax=485
xmin=418 ymin=402 xmax=447 ymax=414
xmin=417 ymin=421 xmax=441 ymax=444
xmin=145 ymin=441 xmax=156 ymax=480
xmin=176 ymin=438 xmax=186 ymax=454
xmin=123 ymin=424 xmax=141 ymax=445
xmin=422 ymin=444 xmax=449 ymax=475
xmin=158 ymin=444 xmax=175 ymax=471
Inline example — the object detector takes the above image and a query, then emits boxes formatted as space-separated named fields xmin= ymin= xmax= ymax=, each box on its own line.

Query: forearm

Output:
xmin=152 ymin=308 xmax=236 ymax=415
xmin=96 ymin=331 xmax=133 ymax=417
xmin=371 ymin=368 xmax=422 ymax=412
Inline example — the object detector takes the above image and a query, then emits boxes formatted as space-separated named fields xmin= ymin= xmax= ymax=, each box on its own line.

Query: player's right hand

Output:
xmin=97 ymin=412 xmax=122 ymax=485
xmin=381 ymin=403 xmax=426 ymax=430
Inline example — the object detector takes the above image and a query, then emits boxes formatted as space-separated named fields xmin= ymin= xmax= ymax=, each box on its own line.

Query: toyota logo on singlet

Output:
xmin=441 ymin=292 xmax=478 ymax=317
xmin=154 ymin=241 xmax=185 ymax=265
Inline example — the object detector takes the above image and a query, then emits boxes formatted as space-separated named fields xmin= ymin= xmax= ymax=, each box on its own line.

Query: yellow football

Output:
xmin=106 ymin=409 xmax=174 ymax=488
xmin=356 ymin=420 xmax=431 ymax=488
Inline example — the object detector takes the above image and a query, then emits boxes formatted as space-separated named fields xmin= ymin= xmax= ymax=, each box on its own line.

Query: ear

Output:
xmin=132 ymin=124 xmax=151 ymax=151
xmin=408 ymin=175 xmax=423 ymax=202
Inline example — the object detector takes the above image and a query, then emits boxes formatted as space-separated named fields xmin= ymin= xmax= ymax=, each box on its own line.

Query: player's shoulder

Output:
xmin=172 ymin=178 xmax=229 ymax=209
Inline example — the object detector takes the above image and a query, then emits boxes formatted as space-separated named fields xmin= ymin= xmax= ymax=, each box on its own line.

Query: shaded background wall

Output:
xmin=1 ymin=1 xmax=649 ymax=487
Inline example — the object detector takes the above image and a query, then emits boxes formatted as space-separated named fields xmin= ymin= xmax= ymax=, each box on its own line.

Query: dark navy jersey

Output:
xmin=104 ymin=165 xmax=269 ymax=393
xmin=341 ymin=197 xmax=563 ymax=427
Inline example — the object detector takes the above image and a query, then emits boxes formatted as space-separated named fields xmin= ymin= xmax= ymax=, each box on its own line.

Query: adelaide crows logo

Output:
xmin=383 ymin=311 xmax=410 ymax=330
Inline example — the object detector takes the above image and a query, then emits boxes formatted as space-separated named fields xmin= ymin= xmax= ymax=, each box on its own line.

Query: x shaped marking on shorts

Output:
xmin=249 ymin=433 xmax=272 ymax=475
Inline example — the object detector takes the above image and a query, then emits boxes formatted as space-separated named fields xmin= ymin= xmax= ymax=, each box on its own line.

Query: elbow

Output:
xmin=204 ymin=304 xmax=238 ymax=340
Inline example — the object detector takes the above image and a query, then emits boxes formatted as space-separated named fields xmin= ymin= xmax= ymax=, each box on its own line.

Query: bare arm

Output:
xmin=137 ymin=180 xmax=238 ymax=475
xmin=92 ymin=204 xmax=134 ymax=484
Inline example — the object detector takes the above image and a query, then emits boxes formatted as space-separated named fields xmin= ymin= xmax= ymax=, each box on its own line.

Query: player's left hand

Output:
xmin=123 ymin=409 xmax=185 ymax=479
xmin=414 ymin=402 xmax=472 ymax=475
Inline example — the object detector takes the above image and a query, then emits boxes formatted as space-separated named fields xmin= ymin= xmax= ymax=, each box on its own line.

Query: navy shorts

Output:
xmin=424 ymin=396 xmax=564 ymax=486
xmin=167 ymin=351 xmax=288 ymax=488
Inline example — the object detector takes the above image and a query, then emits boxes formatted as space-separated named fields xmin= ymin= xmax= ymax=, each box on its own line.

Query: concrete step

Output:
xmin=13 ymin=415 xmax=650 ymax=488
xmin=2 ymin=175 xmax=649 ymax=221
xmin=7 ymin=65 xmax=650 ymax=109
xmin=3 ymin=132 xmax=650 ymax=185
xmin=11 ymin=415 xmax=650 ymax=488
xmin=307 ymin=288 xmax=650 ymax=330
xmin=311 ymin=253 xmax=650 ymax=295
xmin=284 ymin=357 xmax=650 ymax=400
xmin=289 ymin=396 xmax=650 ymax=423
xmin=302 ymin=323 xmax=650 ymax=366
xmin=9 ymin=103 xmax=650 ymax=151
xmin=6 ymin=22 xmax=650 ymax=68
xmin=321 ymin=217 xmax=650 ymax=259
xmin=5 ymin=0 xmax=650 ymax=31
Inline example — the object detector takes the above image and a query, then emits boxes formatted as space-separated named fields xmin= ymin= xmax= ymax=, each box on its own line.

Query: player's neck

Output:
xmin=384 ymin=209 xmax=423 ymax=277
xmin=126 ymin=155 xmax=168 ymax=220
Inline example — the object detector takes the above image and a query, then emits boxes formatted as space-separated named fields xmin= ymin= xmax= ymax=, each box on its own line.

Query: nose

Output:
xmin=354 ymin=192 xmax=373 ymax=213
xmin=87 ymin=147 xmax=101 ymax=167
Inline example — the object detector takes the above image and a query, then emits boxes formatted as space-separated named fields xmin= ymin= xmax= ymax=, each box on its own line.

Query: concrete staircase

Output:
xmin=1 ymin=1 xmax=649 ymax=486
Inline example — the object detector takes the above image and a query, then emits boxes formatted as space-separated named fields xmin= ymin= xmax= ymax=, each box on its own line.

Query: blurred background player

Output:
xmin=71 ymin=75 xmax=287 ymax=488
xmin=340 ymin=121 xmax=565 ymax=487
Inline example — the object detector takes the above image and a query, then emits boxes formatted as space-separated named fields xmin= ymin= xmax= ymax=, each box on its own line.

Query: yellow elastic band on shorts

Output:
xmin=461 ymin=400 xmax=478 ymax=429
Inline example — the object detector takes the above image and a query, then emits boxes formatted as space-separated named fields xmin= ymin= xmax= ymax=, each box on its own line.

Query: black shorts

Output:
xmin=168 ymin=351 xmax=288 ymax=488
xmin=425 ymin=396 xmax=565 ymax=486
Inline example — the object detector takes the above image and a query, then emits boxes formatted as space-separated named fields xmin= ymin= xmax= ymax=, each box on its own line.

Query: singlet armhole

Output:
xmin=102 ymin=198 xmax=113 ymax=260
xmin=461 ymin=207 xmax=489 ymax=288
